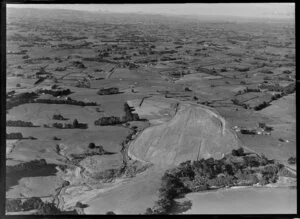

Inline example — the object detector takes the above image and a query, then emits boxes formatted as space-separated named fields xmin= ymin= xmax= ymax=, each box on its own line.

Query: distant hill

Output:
xmin=7 ymin=6 xmax=294 ymax=24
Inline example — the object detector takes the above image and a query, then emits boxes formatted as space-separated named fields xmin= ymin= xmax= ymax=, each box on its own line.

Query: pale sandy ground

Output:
xmin=128 ymin=102 xmax=241 ymax=167
xmin=83 ymin=166 xmax=164 ymax=214
xmin=6 ymin=209 xmax=38 ymax=215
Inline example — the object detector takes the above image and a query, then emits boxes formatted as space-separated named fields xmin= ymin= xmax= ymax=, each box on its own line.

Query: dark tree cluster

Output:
xmin=6 ymin=92 xmax=39 ymax=110
xmin=232 ymin=148 xmax=245 ymax=156
xmin=35 ymin=98 xmax=97 ymax=106
xmin=70 ymin=146 xmax=106 ymax=161
xmin=68 ymin=143 xmax=109 ymax=165
xmin=6 ymin=159 xmax=58 ymax=175
xmin=258 ymin=82 xmax=295 ymax=97
xmin=6 ymin=199 xmax=22 ymax=212
xmin=94 ymin=103 xmax=140 ymax=126
xmin=231 ymin=98 xmax=249 ymax=109
xmin=240 ymin=129 xmax=257 ymax=135
xmin=6 ymin=120 xmax=37 ymax=127
xmin=72 ymin=61 xmax=86 ymax=69
xmin=234 ymin=91 xmax=273 ymax=111
xmin=258 ymin=122 xmax=273 ymax=132
xmin=39 ymin=88 xmax=71 ymax=97
xmin=253 ymin=101 xmax=271 ymax=111
xmin=244 ymin=87 xmax=261 ymax=93
xmin=97 ymin=87 xmax=120 ymax=95
xmin=234 ymin=66 xmax=250 ymax=72
xmin=106 ymin=211 xmax=116 ymax=215
xmin=6 ymin=132 xmax=23 ymax=139
xmin=52 ymin=119 xmax=87 ymax=129
xmin=122 ymin=103 xmax=140 ymax=122
xmin=22 ymin=197 xmax=44 ymax=211
xmin=287 ymin=156 xmax=296 ymax=165
xmin=35 ymin=203 xmax=63 ymax=215
xmin=260 ymin=69 xmax=273 ymax=74
xmin=94 ymin=116 xmax=122 ymax=126
xmin=259 ymin=83 xmax=283 ymax=92
xmin=146 ymin=149 xmax=286 ymax=214
xmin=282 ymin=82 xmax=296 ymax=95
xmin=55 ymin=67 xmax=67 ymax=71
xmin=52 ymin=114 xmax=68 ymax=120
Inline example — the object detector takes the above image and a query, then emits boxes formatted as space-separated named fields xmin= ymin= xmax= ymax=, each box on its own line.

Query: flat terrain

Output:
xmin=6 ymin=8 xmax=295 ymax=215
xmin=181 ymin=187 xmax=296 ymax=214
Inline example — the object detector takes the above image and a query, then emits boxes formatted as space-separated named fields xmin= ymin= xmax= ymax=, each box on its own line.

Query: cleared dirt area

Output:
xmin=128 ymin=103 xmax=241 ymax=167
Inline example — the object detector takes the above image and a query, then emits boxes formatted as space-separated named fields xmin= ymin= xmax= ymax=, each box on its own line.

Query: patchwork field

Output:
xmin=5 ymin=7 xmax=295 ymax=215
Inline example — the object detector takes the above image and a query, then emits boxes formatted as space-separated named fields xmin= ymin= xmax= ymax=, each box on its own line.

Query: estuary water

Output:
xmin=182 ymin=187 xmax=296 ymax=214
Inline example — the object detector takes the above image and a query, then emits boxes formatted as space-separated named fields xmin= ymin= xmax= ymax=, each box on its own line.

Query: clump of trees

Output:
xmin=145 ymin=149 xmax=286 ymax=214
xmin=94 ymin=116 xmax=122 ymax=126
xmin=240 ymin=129 xmax=257 ymax=135
xmin=253 ymin=101 xmax=270 ymax=111
xmin=122 ymin=103 xmax=140 ymax=122
xmin=94 ymin=103 xmax=140 ymax=126
xmin=35 ymin=98 xmax=97 ymax=106
xmin=75 ymin=79 xmax=91 ymax=88
xmin=244 ymin=87 xmax=260 ymax=93
xmin=6 ymin=120 xmax=37 ymax=127
xmin=6 ymin=92 xmax=39 ymax=110
xmin=6 ymin=159 xmax=58 ymax=175
xmin=22 ymin=197 xmax=44 ymax=211
xmin=35 ymin=202 xmax=63 ymax=215
xmin=52 ymin=119 xmax=87 ymax=129
xmin=69 ymin=144 xmax=107 ymax=164
xmin=260 ymin=69 xmax=273 ymax=74
xmin=287 ymin=156 xmax=296 ymax=165
xmin=282 ymin=82 xmax=296 ymax=95
xmin=97 ymin=87 xmax=119 ymax=95
xmin=232 ymin=148 xmax=245 ymax=156
xmin=55 ymin=67 xmax=67 ymax=71
xmin=75 ymin=202 xmax=88 ymax=209
xmin=6 ymin=132 xmax=37 ymax=140
xmin=88 ymin=142 xmax=96 ymax=149
xmin=232 ymin=95 xmax=272 ymax=111
xmin=52 ymin=114 xmax=68 ymax=120
xmin=72 ymin=61 xmax=86 ymax=69
xmin=106 ymin=211 xmax=116 ymax=215
xmin=258 ymin=122 xmax=273 ymax=132
xmin=259 ymin=83 xmax=283 ymax=92
xmin=231 ymin=98 xmax=249 ymax=109
xmin=234 ymin=66 xmax=250 ymax=72
xmin=258 ymin=82 xmax=295 ymax=96
xmin=6 ymin=199 xmax=22 ymax=212
xmin=6 ymin=132 xmax=23 ymax=139
xmin=39 ymin=88 xmax=71 ymax=97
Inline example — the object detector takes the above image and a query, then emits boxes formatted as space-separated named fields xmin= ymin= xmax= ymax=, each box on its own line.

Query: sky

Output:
xmin=7 ymin=3 xmax=295 ymax=19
